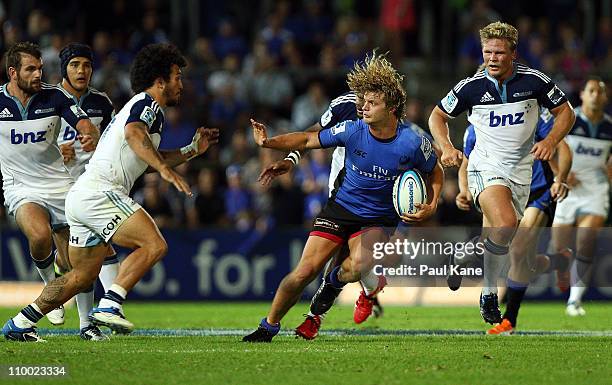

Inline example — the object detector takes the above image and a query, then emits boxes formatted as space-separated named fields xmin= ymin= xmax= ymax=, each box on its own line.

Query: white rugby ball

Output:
xmin=392 ymin=170 xmax=427 ymax=216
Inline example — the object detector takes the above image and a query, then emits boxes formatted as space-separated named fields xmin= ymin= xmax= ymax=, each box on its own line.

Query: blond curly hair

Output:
xmin=346 ymin=51 xmax=406 ymax=119
xmin=479 ymin=21 xmax=518 ymax=50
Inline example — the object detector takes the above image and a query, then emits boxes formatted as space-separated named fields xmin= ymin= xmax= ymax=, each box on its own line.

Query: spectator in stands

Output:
xmin=186 ymin=167 xmax=226 ymax=227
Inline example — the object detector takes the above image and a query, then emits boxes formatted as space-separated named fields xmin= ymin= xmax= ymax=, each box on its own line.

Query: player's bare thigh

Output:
xmin=294 ymin=235 xmax=342 ymax=281
xmin=340 ymin=227 xmax=388 ymax=282
xmin=478 ymin=185 xmax=518 ymax=243
xmin=109 ymin=208 xmax=165 ymax=249
xmin=15 ymin=203 xmax=53 ymax=251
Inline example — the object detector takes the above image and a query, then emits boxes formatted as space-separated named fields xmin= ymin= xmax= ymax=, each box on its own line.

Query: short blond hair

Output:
xmin=479 ymin=21 xmax=518 ymax=50
xmin=347 ymin=51 xmax=406 ymax=119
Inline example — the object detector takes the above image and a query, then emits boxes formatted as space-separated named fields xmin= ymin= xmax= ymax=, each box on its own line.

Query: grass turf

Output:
xmin=0 ymin=302 xmax=610 ymax=385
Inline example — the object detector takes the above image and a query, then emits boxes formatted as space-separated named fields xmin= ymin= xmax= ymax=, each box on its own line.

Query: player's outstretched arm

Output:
xmin=532 ymin=102 xmax=575 ymax=161
xmin=428 ymin=106 xmax=463 ymax=168
xmin=125 ymin=121 xmax=192 ymax=196
xmin=251 ymin=119 xmax=322 ymax=151
xmin=400 ymin=162 xmax=444 ymax=223
xmin=258 ymin=122 xmax=324 ymax=186
xmin=75 ymin=119 xmax=101 ymax=152
xmin=159 ymin=127 xmax=220 ymax=167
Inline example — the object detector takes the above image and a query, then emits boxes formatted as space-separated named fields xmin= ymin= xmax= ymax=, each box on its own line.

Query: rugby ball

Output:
xmin=392 ymin=170 xmax=427 ymax=216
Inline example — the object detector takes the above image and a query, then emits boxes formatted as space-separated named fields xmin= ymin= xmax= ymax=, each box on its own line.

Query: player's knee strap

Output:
xmin=483 ymin=237 xmax=509 ymax=255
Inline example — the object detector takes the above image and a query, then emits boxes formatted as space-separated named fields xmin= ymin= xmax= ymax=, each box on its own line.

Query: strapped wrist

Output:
xmin=284 ymin=150 xmax=301 ymax=165
xmin=181 ymin=132 xmax=201 ymax=160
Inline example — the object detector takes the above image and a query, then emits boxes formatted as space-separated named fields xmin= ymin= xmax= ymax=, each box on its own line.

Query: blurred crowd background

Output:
xmin=0 ymin=0 xmax=610 ymax=230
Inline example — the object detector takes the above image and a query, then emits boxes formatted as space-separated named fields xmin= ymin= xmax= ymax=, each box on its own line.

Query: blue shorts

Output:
xmin=527 ymin=188 xmax=556 ymax=226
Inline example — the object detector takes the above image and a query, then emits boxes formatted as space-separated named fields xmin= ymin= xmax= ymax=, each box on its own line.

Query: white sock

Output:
xmin=109 ymin=283 xmax=127 ymax=298
xmin=568 ymin=255 xmax=594 ymax=305
xmin=13 ymin=312 xmax=35 ymax=329
xmin=482 ymin=238 xmax=509 ymax=295
xmin=33 ymin=251 xmax=56 ymax=285
xmin=98 ymin=260 xmax=119 ymax=292
xmin=98 ymin=284 xmax=127 ymax=311
xmin=75 ymin=290 xmax=94 ymax=330
xmin=13 ymin=303 xmax=43 ymax=328
xmin=568 ymin=285 xmax=587 ymax=305
xmin=360 ymin=269 xmax=382 ymax=297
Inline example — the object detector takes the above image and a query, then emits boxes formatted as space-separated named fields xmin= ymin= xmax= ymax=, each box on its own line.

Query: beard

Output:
xmin=163 ymin=87 xmax=181 ymax=107
xmin=17 ymin=75 xmax=41 ymax=95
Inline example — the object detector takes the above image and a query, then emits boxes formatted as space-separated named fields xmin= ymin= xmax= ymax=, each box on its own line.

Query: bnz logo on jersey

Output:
xmin=11 ymin=129 xmax=47 ymax=144
xmin=575 ymin=143 xmax=603 ymax=157
xmin=489 ymin=111 xmax=525 ymax=127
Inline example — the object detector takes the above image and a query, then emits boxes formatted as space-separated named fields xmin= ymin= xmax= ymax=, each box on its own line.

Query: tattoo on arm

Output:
xmin=142 ymin=136 xmax=153 ymax=150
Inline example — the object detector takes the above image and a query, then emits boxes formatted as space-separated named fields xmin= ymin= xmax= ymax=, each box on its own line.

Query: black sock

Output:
xmin=502 ymin=280 xmax=527 ymax=327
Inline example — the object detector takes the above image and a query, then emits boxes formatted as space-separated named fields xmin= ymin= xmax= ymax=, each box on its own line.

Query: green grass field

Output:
xmin=0 ymin=302 xmax=610 ymax=385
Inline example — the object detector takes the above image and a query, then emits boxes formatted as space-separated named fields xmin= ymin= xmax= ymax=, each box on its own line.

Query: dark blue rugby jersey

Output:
xmin=318 ymin=119 xmax=437 ymax=218
xmin=463 ymin=109 xmax=554 ymax=193
xmin=319 ymin=91 xmax=358 ymax=129
xmin=57 ymin=86 xmax=114 ymax=143
xmin=439 ymin=63 xmax=567 ymax=115
xmin=0 ymin=82 xmax=87 ymax=125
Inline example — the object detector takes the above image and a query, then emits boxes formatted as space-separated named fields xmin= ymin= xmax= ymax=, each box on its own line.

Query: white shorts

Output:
xmin=468 ymin=169 xmax=530 ymax=219
xmin=553 ymin=182 xmax=610 ymax=224
xmin=65 ymin=187 xmax=141 ymax=247
xmin=4 ymin=186 xmax=70 ymax=230
xmin=328 ymin=147 xmax=345 ymax=197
